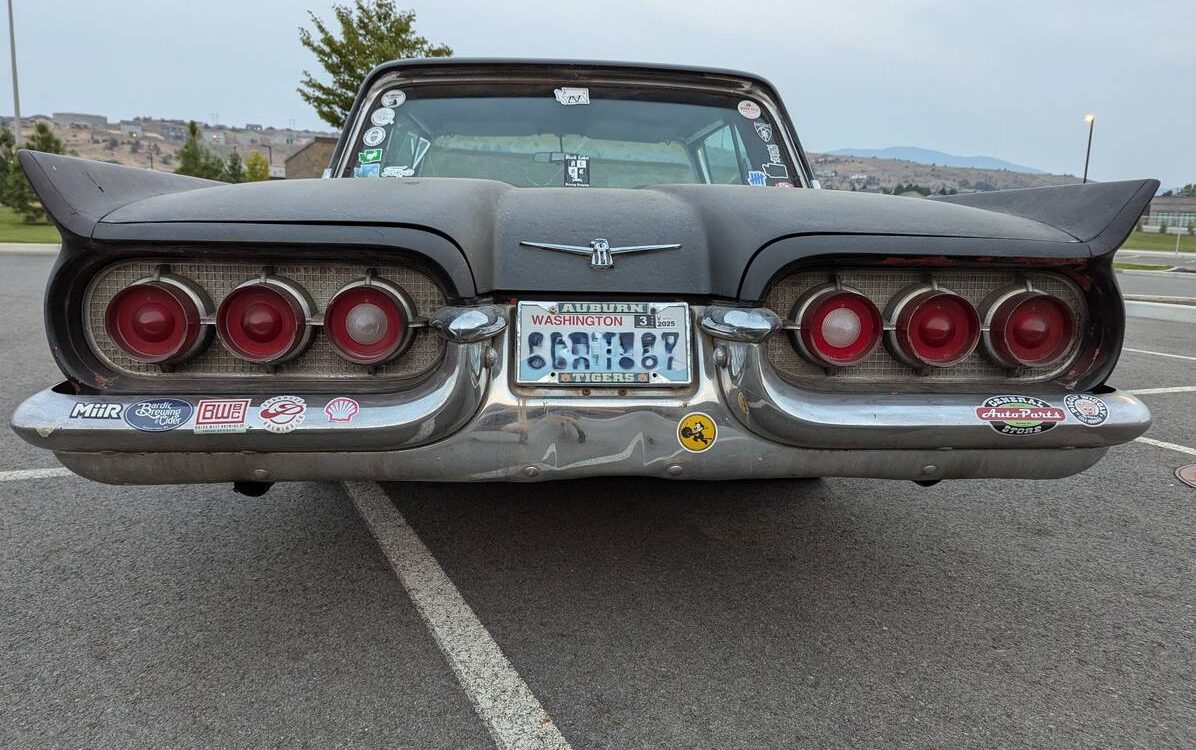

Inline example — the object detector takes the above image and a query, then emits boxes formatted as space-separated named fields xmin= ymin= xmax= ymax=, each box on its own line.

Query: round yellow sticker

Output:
xmin=677 ymin=412 xmax=717 ymax=453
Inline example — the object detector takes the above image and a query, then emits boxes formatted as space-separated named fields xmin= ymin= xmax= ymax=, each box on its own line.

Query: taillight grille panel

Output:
xmin=764 ymin=268 xmax=1085 ymax=387
xmin=85 ymin=260 xmax=445 ymax=381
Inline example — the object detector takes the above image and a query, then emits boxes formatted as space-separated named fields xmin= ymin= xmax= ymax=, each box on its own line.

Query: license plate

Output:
xmin=515 ymin=301 xmax=691 ymax=386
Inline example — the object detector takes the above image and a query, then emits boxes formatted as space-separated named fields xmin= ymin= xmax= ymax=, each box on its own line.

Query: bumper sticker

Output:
xmin=124 ymin=399 xmax=193 ymax=432
xmin=1064 ymin=394 xmax=1109 ymax=427
xmin=678 ymin=412 xmax=717 ymax=453
xmin=259 ymin=396 xmax=306 ymax=434
xmin=976 ymin=395 xmax=1067 ymax=435
xmin=194 ymin=398 xmax=251 ymax=434
xmin=70 ymin=403 xmax=122 ymax=420
xmin=324 ymin=397 xmax=360 ymax=424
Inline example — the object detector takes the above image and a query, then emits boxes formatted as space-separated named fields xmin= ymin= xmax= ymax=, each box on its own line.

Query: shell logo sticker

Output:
xmin=677 ymin=412 xmax=717 ymax=453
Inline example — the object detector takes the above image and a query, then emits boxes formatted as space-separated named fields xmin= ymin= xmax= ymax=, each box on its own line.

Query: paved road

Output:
xmin=1117 ymin=248 xmax=1196 ymax=272
xmin=2 ymin=254 xmax=1194 ymax=749
xmin=1117 ymin=267 xmax=1196 ymax=300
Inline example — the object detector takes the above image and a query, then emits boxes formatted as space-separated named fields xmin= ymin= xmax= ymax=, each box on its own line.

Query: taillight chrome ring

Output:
xmin=886 ymin=285 xmax=980 ymax=368
xmin=981 ymin=286 xmax=1076 ymax=368
xmin=104 ymin=274 xmax=213 ymax=365
xmin=323 ymin=276 xmax=416 ymax=365
xmin=215 ymin=275 xmax=314 ymax=364
xmin=790 ymin=283 xmax=883 ymax=367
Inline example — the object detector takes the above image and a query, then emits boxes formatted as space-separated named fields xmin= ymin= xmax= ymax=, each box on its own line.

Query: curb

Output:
xmin=1124 ymin=300 xmax=1196 ymax=324
xmin=0 ymin=242 xmax=59 ymax=256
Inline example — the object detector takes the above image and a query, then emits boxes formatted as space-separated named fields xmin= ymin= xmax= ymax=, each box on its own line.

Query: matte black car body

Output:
xmin=9 ymin=59 xmax=1156 ymax=485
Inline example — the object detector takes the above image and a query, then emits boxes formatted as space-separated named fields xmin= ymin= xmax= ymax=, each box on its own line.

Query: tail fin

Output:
xmin=18 ymin=150 xmax=219 ymax=240
xmin=930 ymin=179 xmax=1159 ymax=255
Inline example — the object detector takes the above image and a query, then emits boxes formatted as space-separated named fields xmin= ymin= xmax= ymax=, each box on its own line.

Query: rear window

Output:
xmin=340 ymin=84 xmax=798 ymax=189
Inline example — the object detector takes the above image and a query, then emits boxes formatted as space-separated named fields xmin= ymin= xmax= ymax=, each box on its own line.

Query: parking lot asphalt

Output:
xmin=2 ymin=252 xmax=1194 ymax=749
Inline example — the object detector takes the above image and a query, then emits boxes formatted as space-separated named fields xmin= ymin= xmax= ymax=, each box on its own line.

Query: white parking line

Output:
xmin=344 ymin=481 xmax=572 ymax=750
xmin=1135 ymin=437 xmax=1196 ymax=457
xmin=1123 ymin=347 xmax=1196 ymax=362
xmin=1128 ymin=386 xmax=1196 ymax=396
xmin=0 ymin=467 xmax=74 ymax=482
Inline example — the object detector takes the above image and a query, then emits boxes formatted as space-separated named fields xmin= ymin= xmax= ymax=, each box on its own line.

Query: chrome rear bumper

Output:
xmin=11 ymin=306 xmax=1150 ymax=484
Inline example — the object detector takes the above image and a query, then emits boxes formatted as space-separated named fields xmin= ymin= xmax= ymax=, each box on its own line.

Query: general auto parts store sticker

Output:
xmin=976 ymin=395 xmax=1067 ymax=435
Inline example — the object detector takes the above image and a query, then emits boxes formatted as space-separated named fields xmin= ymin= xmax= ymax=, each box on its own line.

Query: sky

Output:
xmin=4 ymin=0 xmax=1193 ymax=187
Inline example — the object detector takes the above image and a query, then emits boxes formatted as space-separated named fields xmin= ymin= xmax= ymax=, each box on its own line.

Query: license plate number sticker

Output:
xmin=515 ymin=301 xmax=691 ymax=386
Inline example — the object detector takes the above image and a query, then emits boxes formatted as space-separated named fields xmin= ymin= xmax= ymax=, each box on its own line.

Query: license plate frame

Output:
xmin=514 ymin=301 xmax=692 ymax=387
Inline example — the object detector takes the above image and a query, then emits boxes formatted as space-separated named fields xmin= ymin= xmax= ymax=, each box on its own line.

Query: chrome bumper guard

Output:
xmin=11 ymin=306 xmax=1150 ymax=484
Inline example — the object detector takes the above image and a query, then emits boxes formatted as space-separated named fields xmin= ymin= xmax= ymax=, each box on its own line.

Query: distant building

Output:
xmin=1142 ymin=195 xmax=1196 ymax=230
xmin=158 ymin=123 xmax=188 ymax=141
xmin=245 ymin=123 xmax=263 ymax=131
xmin=285 ymin=135 xmax=338 ymax=179
xmin=119 ymin=121 xmax=144 ymax=139
xmin=52 ymin=112 xmax=108 ymax=130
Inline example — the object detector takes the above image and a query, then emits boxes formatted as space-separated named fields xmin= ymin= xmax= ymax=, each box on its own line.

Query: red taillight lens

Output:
xmin=324 ymin=278 xmax=414 ymax=364
xmin=104 ymin=277 xmax=211 ymax=364
xmin=216 ymin=277 xmax=312 ymax=364
xmin=888 ymin=287 xmax=980 ymax=367
xmin=984 ymin=290 xmax=1075 ymax=367
xmin=793 ymin=285 xmax=882 ymax=366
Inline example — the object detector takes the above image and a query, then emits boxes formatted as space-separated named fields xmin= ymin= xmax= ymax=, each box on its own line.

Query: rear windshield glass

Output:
xmin=340 ymin=84 xmax=797 ymax=189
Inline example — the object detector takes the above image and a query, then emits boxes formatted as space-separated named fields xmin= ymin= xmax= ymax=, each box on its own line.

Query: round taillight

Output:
xmin=323 ymin=277 xmax=415 ymax=364
xmin=216 ymin=276 xmax=313 ymax=364
xmin=104 ymin=275 xmax=212 ymax=364
xmin=791 ymin=285 xmax=882 ymax=366
xmin=887 ymin=286 xmax=980 ymax=368
xmin=983 ymin=289 xmax=1075 ymax=368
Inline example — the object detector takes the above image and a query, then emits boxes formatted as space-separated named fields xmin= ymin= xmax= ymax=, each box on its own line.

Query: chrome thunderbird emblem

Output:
xmin=519 ymin=238 xmax=681 ymax=270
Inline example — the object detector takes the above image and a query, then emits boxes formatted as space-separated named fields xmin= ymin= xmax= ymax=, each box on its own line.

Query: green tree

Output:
xmin=225 ymin=152 xmax=245 ymax=183
xmin=298 ymin=1 xmax=451 ymax=128
xmin=175 ymin=121 xmax=228 ymax=181
xmin=244 ymin=150 xmax=270 ymax=181
xmin=0 ymin=128 xmax=15 ymax=206
xmin=6 ymin=122 xmax=65 ymax=223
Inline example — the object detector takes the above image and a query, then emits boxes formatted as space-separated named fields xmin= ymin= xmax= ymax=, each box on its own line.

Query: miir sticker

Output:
xmin=69 ymin=403 xmax=122 ymax=420
xmin=678 ymin=412 xmax=717 ymax=453
xmin=564 ymin=155 xmax=590 ymax=187
xmin=976 ymin=395 xmax=1067 ymax=435
xmin=1064 ymin=394 xmax=1109 ymax=427
xmin=123 ymin=398 xmax=193 ymax=432
xmin=380 ymin=89 xmax=406 ymax=108
xmin=370 ymin=107 xmax=396 ymax=126
xmin=194 ymin=399 xmax=251 ymax=434
xmin=554 ymin=87 xmax=590 ymax=105
xmin=323 ymin=397 xmax=360 ymax=423
xmin=362 ymin=126 xmax=387 ymax=147
xmin=738 ymin=100 xmax=761 ymax=119
xmin=258 ymin=396 xmax=306 ymax=434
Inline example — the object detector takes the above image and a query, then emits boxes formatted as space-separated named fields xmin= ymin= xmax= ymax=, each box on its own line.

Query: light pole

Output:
xmin=1082 ymin=113 xmax=1095 ymax=183
xmin=6 ymin=0 xmax=20 ymax=146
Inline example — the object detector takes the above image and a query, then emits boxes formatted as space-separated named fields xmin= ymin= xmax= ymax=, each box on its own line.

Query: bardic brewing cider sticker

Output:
xmin=678 ymin=412 xmax=717 ymax=453
xmin=975 ymin=395 xmax=1067 ymax=435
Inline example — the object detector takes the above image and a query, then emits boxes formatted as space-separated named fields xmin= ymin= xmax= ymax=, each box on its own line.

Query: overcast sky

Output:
xmin=5 ymin=0 xmax=1193 ymax=187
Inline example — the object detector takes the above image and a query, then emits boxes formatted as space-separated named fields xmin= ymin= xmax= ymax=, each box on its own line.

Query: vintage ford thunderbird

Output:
xmin=12 ymin=59 xmax=1154 ymax=489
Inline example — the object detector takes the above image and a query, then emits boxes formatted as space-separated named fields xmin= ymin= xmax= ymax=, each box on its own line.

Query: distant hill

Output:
xmin=828 ymin=147 xmax=1043 ymax=174
xmin=807 ymin=152 xmax=1077 ymax=193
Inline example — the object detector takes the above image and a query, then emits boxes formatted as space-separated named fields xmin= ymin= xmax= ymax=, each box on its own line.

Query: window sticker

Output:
xmin=762 ymin=162 xmax=789 ymax=180
xmin=362 ymin=126 xmax=387 ymax=147
xmin=753 ymin=120 xmax=772 ymax=142
xmin=766 ymin=144 xmax=782 ymax=163
xmin=358 ymin=148 xmax=383 ymax=164
xmin=747 ymin=170 xmax=766 ymax=186
xmin=370 ymin=107 xmax=396 ymax=126
xmin=353 ymin=163 xmax=381 ymax=178
xmin=564 ymin=155 xmax=590 ymax=187
xmin=554 ymin=87 xmax=590 ymax=106
xmin=738 ymin=100 xmax=761 ymax=119
xmin=380 ymin=89 xmax=406 ymax=108
xmin=381 ymin=166 xmax=415 ymax=178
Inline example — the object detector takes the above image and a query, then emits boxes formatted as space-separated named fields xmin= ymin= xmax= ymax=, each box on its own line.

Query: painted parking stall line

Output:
xmin=1135 ymin=437 xmax=1196 ymax=457
xmin=343 ymin=481 xmax=573 ymax=750
xmin=0 ymin=467 xmax=74 ymax=482
xmin=1127 ymin=386 xmax=1196 ymax=396
xmin=1123 ymin=347 xmax=1196 ymax=362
